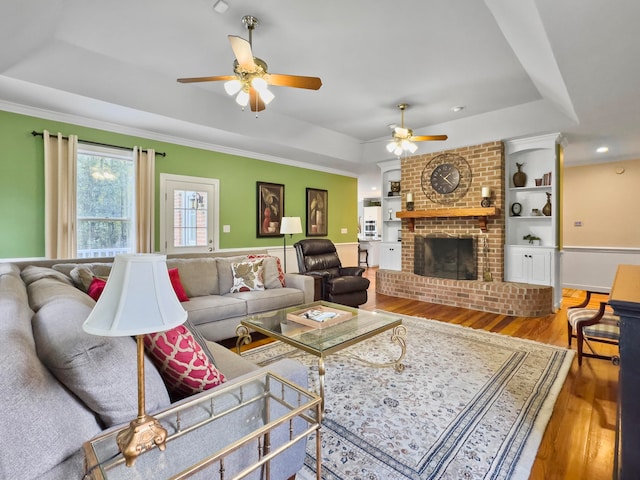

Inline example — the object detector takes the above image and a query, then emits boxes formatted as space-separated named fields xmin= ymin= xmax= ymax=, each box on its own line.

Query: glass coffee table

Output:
xmin=236 ymin=301 xmax=407 ymax=415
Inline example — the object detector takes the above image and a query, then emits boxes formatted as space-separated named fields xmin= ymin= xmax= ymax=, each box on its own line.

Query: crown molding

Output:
xmin=0 ymin=99 xmax=357 ymax=178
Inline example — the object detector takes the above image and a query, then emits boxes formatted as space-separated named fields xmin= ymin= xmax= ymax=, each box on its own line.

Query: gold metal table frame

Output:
xmin=236 ymin=301 xmax=407 ymax=416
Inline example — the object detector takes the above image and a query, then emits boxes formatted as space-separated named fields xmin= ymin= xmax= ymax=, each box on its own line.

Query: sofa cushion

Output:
xmin=230 ymin=259 xmax=265 ymax=293
xmin=216 ymin=255 xmax=248 ymax=294
xmin=31 ymin=296 xmax=171 ymax=428
xmin=52 ymin=263 xmax=112 ymax=291
xmin=181 ymin=295 xmax=247 ymax=327
xmin=27 ymin=275 xmax=94 ymax=312
xmin=228 ymin=287 xmax=305 ymax=315
xmin=0 ymin=262 xmax=20 ymax=276
xmin=0 ymin=270 xmax=102 ymax=480
xmin=166 ymin=257 xmax=219 ymax=297
xmin=144 ymin=325 xmax=226 ymax=399
xmin=20 ymin=264 xmax=74 ymax=287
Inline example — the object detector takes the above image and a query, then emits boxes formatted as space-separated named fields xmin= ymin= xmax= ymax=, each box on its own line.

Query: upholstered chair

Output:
xmin=567 ymin=290 xmax=620 ymax=366
xmin=294 ymin=239 xmax=370 ymax=308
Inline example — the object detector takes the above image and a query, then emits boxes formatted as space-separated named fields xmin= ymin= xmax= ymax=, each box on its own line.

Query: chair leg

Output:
xmin=567 ymin=321 xmax=573 ymax=348
xmin=576 ymin=327 xmax=584 ymax=367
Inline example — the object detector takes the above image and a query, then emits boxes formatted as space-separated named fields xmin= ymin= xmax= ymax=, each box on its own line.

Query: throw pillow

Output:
xmin=87 ymin=277 xmax=106 ymax=301
xmin=168 ymin=268 xmax=189 ymax=302
xmin=246 ymin=254 xmax=286 ymax=288
xmin=143 ymin=325 xmax=226 ymax=399
xmin=230 ymin=260 xmax=265 ymax=293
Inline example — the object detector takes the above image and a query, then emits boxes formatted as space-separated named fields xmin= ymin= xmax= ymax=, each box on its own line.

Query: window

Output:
xmin=76 ymin=145 xmax=136 ymax=258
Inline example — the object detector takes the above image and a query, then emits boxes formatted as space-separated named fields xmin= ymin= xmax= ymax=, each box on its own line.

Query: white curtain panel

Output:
xmin=134 ymin=147 xmax=155 ymax=253
xmin=43 ymin=130 xmax=78 ymax=259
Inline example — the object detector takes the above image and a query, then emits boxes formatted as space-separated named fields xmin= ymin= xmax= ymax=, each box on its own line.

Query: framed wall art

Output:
xmin=257 ymin=182 xmax=284 ymax=237
xmin=306 ymin=188 xmax=328 ymax=236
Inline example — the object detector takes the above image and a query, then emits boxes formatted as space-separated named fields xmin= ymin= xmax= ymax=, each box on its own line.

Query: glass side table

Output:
xmin=83 ymin=371 xmax=321 ymax=480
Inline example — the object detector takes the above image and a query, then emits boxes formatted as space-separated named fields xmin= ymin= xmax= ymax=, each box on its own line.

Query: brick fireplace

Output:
xmin=376 ymin=141 xmax=553 ymax=317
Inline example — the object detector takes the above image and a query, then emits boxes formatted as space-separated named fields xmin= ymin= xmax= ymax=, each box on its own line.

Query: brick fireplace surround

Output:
xmin=376 ymin=141 xmax=553 ymax=317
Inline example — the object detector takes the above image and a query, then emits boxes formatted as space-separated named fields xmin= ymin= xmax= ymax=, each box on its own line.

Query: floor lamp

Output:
xmin=280 ymin=217 xmax=302 ymax=272
xmin=83 ymin=254 xmax=187 ymax=467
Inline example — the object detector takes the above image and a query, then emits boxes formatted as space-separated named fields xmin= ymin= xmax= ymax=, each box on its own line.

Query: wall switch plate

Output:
xmin=223 ymin=225 xmax=231 ymax=232
xmin=341 ymin=228 xmax=348 ymax=234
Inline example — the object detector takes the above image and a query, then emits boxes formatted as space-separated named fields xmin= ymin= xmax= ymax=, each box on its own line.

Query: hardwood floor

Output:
xmin=359 ymin=267 xmax=618 ymax=480
xmin=232 ymin=268 xmax=618 ymax=479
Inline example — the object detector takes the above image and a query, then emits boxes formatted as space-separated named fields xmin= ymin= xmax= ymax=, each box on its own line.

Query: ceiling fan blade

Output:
xmin=249 ymin=88 xmax=266 ymax=112
xmin=410 ymin=135 xmax=448 ymax=142
xmin=177 ymin=75 xmax=236 ymax=83
xmin=228 ymin=35 xmax=256 ymax=70
xmin=268 ymin=73 xmax=322 ymax=90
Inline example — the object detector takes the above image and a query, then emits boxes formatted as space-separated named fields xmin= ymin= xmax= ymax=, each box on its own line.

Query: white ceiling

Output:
xmin=2 ymin=0 xmax=640 ymax=195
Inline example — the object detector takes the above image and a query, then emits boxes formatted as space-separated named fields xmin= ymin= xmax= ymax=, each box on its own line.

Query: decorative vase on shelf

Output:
xmin=513 ymin=162 xmax=527 ymax=187
xmin=542 ymin=192 xmax=552 ymax=216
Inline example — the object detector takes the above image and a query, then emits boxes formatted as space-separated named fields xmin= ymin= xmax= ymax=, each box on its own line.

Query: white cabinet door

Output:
xmin=529 ymin=251 xmax=552 ymax=285
xmin=505 ymin=249 xmax=528 ymax=283
xmin=380 ymin=242 xmax=401 ymax=270
xmin=505 ymin=246 xmax=552 ymax=285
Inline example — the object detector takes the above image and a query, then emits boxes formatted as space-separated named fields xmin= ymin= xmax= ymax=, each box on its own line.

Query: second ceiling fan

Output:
xmin=177 ymin=15 xmax=322 ymax=112
xmin=387 ymin=103 xmax=448 ymax=157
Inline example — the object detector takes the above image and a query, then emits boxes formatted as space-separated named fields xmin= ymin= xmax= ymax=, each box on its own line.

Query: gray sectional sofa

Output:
xmin=51 ymin=253 xmax=314 ymax=342
xmin=0 ymin=254 xmax=314 ymax=479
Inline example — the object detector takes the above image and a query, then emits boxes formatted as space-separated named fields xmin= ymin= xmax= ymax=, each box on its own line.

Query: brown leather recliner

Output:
xmin=293 ymin=239 xmax=370 ymax=308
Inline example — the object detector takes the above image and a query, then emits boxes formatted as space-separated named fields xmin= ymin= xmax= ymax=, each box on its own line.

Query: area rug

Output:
xmin=242 ymin=312 xmax=574 ymax=480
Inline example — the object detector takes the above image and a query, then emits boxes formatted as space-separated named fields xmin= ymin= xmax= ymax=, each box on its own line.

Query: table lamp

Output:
xmin=279 ymin=216 xmax=302 ymax=272
xmin=83 ymin=254 xmax=187 ymax=467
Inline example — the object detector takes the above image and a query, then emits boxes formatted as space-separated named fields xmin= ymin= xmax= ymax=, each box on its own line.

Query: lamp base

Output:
xmin=117 ymin=414 xmax=167 ymax=467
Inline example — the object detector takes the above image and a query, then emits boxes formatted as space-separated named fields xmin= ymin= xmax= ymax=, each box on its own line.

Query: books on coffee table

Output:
xmin=286 ymin=305 xmax=353 ymax=328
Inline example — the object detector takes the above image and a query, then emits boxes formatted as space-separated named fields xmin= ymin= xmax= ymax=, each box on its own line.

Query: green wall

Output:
xmin=0 ymin=109 xmax=358 ymax=258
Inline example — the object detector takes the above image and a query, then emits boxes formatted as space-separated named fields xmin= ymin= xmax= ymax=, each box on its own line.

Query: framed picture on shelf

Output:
xmin=257 ymin=182 xmax=284 ymax=237
xmin=306 ymin=188 xmax=328 ymax=236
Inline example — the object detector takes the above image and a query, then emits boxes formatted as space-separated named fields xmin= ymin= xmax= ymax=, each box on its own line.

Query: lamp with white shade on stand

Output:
xmin=83 ymin=254 xmax=187 ymax=467
xmin=279 ymin=217 xmax=302 ymax=272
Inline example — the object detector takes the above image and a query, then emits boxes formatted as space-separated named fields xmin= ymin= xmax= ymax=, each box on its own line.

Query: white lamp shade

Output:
xmin=83 ymin=254 xmax=187 ymax=337
xmin=280 ymin=216 xmax=302 ymax=235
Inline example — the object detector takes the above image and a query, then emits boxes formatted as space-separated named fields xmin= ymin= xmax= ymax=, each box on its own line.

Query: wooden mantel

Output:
xmin=396 ymin=207 xmax=500 ymax=232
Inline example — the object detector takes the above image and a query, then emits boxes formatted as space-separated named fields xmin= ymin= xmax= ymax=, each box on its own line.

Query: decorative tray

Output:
xmin=286 ymin=305 xmax=353 ymax=328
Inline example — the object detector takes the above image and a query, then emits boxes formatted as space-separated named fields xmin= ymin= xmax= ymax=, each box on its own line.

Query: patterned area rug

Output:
xmin=242 ymin=312 xmax=574 ymax=480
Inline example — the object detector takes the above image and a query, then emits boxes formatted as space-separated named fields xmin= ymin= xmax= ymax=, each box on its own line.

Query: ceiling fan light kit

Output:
xmin=386 ymin=103 xmax=448 ymax=158
xmin=177 ymin=15 xmax=322 ymax=113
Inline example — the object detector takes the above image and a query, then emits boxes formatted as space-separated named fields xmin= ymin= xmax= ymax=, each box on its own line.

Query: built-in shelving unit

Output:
xmin=378 ymin=159 xmax=402 ymax=270
xmin=504 ymin=133 xmax=563 ymax=309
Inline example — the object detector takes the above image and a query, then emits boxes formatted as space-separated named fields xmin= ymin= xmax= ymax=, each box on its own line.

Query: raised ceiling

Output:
xmin=1 ymin=0 xmax=639 ymax=178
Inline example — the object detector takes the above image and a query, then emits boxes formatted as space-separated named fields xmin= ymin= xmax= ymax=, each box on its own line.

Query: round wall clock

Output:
xmin=421 ymin=153 xmax=472 ymax=204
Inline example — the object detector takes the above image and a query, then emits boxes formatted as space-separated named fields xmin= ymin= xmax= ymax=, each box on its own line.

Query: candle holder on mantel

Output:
xmin=480 ymin=186 xmax=491 ymax=207
xmin=406 ymin=192 xmax=414 ymax=211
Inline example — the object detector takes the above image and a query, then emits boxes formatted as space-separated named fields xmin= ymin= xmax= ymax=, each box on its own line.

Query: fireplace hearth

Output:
xmin=414 ymin=235 xmax=477 ymax=280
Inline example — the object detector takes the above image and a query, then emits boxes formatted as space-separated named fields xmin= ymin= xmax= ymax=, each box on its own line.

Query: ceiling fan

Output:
xmin=387 ymin=103 xmax=448 ymax=156
xmin=177 ymin=15 xmax=322 ymax=112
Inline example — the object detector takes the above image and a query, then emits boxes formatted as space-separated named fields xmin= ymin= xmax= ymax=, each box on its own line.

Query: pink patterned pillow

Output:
xmin=246 ymin=254 xmax=286 ymax=287
xmin=143 ymin=325 xmax=225 ymax=398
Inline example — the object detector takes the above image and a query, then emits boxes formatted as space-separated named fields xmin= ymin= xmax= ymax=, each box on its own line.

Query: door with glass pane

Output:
xmin=161 ymin=175 xmax=218 ymax=254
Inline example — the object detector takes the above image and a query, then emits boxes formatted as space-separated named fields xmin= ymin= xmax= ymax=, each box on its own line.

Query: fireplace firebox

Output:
xmin=414 ymin=235 xmax=477 ymax=280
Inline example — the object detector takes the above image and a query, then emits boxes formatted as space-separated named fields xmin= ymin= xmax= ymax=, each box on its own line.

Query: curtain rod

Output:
xmin=31 ymin=131 xmax=166 ymax=157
